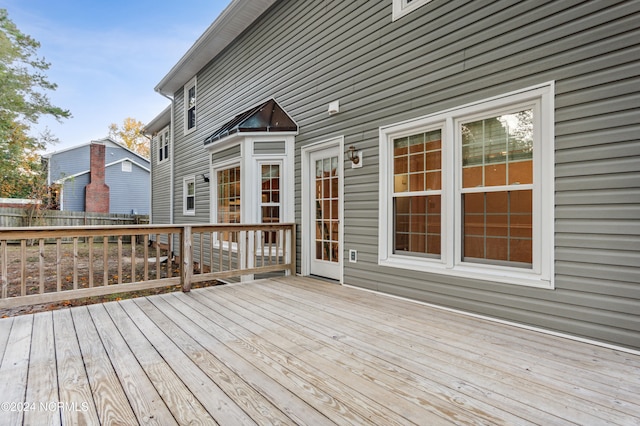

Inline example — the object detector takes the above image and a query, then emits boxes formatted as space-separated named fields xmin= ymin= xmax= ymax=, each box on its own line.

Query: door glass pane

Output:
xmin=314 ymin=154 xmax=339 ymax=263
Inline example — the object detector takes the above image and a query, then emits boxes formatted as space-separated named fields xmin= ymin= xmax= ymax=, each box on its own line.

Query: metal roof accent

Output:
xmin=204 ymin=98 xmax=298 ymax=145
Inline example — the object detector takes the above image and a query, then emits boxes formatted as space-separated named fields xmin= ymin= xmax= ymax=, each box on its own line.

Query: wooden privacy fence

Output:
xmin=0 ymin=223 xmax=296 ymax=309
xmin=0 ymin=207 xmax=148 ymax=228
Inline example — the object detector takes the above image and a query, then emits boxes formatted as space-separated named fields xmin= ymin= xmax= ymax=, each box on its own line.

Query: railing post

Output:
xmin=182 ymin=226 xmax=192 ymax=292
xmin=288 ymin=223 xmax=297 ymax=276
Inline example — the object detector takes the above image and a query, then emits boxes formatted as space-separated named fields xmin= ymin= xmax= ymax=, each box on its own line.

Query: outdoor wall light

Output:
xmin=347 ymin=145 xmax=361 ymax=166
xmin=201 ymin=173 xmax=210 ymax=183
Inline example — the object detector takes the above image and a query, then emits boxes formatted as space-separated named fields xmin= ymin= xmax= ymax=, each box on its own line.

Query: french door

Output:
xmin=308 ymin=146 xmax=341 ymax=280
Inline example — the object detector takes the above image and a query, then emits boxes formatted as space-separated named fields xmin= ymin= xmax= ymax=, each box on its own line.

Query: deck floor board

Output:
xmin=0 ymin=276 xmax=639 ymax=425
xmin=258 ymin=277 xmax=640 ymax=422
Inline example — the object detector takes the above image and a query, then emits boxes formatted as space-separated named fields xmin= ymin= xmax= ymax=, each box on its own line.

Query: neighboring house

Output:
xmin=149 ymin=1 xmax=640 ymax=350
xmin=42 ymin=138 xmax=150 ymax=214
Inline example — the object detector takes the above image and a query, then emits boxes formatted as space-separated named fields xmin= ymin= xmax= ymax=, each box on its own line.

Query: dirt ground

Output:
xmin=0 ymin=240 xmax=217 ymax=317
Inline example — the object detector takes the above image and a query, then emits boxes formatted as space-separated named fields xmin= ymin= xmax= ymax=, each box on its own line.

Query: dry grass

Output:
xmin=0 ymin=240 xmax=217 ymax=317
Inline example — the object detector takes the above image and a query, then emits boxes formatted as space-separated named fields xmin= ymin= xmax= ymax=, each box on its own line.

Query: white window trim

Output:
xmin=257 ymin=159 xmax=283 ymax=222
xmin=183 ymin=77 xmax=197 ymax=135
xmin=183 ymin=175 xmax=196 ymax=216
xmin=379 ymin=82 xmax=555 ymax=289
xmin=300 ymin=136 xmax=345 ymax=282
xmin=392 ymin=0 xmax=432 ymax=21
xmin=157 ymin=126 xmax=170 ymax=165
xmin=211 ymin=160 xmax=241 ymax=249
xmin=256 ymin=159 xmax=285 ymax=256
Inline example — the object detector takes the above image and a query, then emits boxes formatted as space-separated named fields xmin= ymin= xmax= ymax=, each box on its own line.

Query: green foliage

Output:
xmin=0 ymin=8 xmax=70 ymax=198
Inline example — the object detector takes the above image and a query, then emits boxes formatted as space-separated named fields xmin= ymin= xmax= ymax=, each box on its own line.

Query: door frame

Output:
xmin=301 ymin=136 xmax=344 ymax=283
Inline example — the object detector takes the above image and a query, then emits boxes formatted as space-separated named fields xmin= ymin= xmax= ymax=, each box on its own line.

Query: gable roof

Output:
xmin=154 ymin=0 xmax=277 ymax=96
xmin=43 ymin=138 xmax=150 ymax=163
xmin=204 ymin=98 xmax=298 ymax=146
xmin=53 ymin=157 xmax=150 ymax=184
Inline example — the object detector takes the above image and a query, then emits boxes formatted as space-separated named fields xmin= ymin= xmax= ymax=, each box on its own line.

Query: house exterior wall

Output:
xmin=150 ymin=130 xmax=172 ymax=225
xmin=105 ymin=162 xmax=150 ymax=215
xmin=48 ymin=146 xmax=91 ymax=184
xmin=47 ymin=141 xmax=150 ymax=214
xmin=164 ymin=0 xmax=640 ymax=349
xmin=61 ymin=174 xmax=89 ymax=212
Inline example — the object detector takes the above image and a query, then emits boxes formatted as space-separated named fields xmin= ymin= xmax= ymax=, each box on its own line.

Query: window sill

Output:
xmin=379 ymin=256 xmax=553 ymax=289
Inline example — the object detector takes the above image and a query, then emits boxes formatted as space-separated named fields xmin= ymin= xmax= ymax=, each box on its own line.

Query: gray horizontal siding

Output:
xmin=213 ymin=145 xmax=241 ymax=163
xmin=254 ymin=141 xmax=286 ymax=155
xmin=61 ymin=174 xmax=89 ymax=212
xmin=105 ymin=164 xmax=150 ymax=215
xmin=49 ymin=146 xmax=90 ymax=183
xmin=166 ymin=0 xmax=640 ymax=349
xmin=151 ymin=134 xmax=172 ymax=225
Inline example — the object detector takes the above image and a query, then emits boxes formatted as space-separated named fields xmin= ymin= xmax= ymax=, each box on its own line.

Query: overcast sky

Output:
xmin=2 ymin=0 xmax=230 ymax=153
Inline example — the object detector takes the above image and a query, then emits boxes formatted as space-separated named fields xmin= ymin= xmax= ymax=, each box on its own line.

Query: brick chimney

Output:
xmin=85 ymin=143 xmax=110 ymax=213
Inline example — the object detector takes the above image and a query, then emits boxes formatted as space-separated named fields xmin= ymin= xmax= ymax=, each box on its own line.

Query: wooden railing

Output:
xmin=0 ymin=223 xmax=296 ymax=309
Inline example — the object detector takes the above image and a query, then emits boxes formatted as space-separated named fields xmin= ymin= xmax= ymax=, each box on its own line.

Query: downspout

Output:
xmin=158 ymin=91 xmax=175 ymax=224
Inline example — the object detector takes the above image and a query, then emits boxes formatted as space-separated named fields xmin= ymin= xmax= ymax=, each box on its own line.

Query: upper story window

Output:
xmin=379 ymin=83 xmax=555 ymax=288
xmin=392 ymin=0 xmax=432 ymax=21
xmin=184 ymin=77 xmax=197 ymax=133
xmin=157 ymin=126 xmax=170 ymax=164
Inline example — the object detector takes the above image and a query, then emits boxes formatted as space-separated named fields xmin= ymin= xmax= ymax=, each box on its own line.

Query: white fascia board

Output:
xmin=105 ymin=158 xmax=151 ymax=173
xmin=54 ymin=170 xmax=89 ymax=185
xmin=43 ymin=137 xmax=149 ymax=163
xmin=144 ymin=104 xmax=172 ymax=135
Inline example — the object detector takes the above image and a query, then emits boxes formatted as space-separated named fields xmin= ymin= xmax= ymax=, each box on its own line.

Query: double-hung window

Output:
xmin=183 ymin=176 xmax=195 ymax=215
xmin=184 ymin=77 xmax=196 ymax=133
xmin=379 ymin=83 xmax=554 ymax=288
xmin=393 ymin=128 xmax=442 ymax=257
xmin=260 ymin=163 xmax=281 ymax=244
xmin=157 ymin=127 xmax=170 ymax=164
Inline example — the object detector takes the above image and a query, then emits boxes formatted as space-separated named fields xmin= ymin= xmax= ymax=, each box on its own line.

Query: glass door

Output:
xmin=309 ymin=146 xmax=341 ymax=280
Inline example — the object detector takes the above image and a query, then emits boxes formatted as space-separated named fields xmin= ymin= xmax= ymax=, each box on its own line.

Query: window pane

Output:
xmin=392 ymin=129 xmax=442 ymax=258
xmin=261 ymin=206 xmax=279 ymax=223
xmin=462 ymin=190 xmax=532 ymax=266
xmin=393 ymin=195 xmax=440 ymax=257
xmin=462 ymin=110 xmax=533 ymax=188
xmin=187 ymin=86 xmax=196 ymax=129
xmin=394 ymin=129 xmax=441 ymax=194
xmin=217 ymin=166 xmax=240 ymax=224
xmin=314 ymin=156 xmax=339 ymax=261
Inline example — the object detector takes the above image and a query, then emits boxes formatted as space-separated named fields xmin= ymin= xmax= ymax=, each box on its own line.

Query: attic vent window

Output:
xmin=204 ymin=99 xmax=297 ymax=146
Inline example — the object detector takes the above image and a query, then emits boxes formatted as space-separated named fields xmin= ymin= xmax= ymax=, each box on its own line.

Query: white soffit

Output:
xmin=155 ymin=0 xmax=277 ymax=96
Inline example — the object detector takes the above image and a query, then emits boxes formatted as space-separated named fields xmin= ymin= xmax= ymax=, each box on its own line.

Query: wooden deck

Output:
xmin=1 ymin=276 xmax=638 ymax=425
